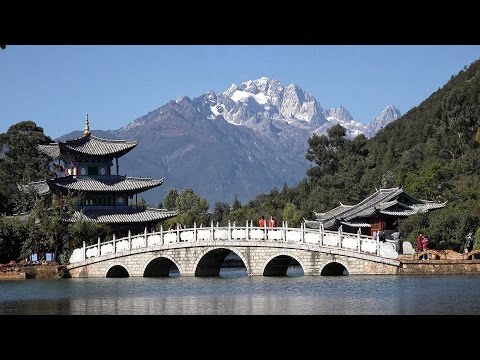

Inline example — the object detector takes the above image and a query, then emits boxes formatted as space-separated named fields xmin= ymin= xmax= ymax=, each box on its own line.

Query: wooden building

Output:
xmin=305 ymin=187 xmax=446 ymax=237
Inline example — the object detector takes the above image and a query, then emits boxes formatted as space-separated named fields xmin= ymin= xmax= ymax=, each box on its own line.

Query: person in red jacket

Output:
xmin=417 ymin=232 xmax=423 ymax=253
xmin=258 ymin=215 xmax=265 ymax=228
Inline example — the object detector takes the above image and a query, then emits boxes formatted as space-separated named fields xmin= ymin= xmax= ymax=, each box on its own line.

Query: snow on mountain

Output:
xmin=365 ymin=105 xmax=401 ymax=138
xmin=197 ymin=77 xmax=400 ymax=139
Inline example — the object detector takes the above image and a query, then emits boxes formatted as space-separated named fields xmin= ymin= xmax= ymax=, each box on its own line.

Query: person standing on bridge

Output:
xmin=268 ymin=215 xmax=277 ymax=228
xmin=258 ymin=215 xmax=265 ymax=228
xmin=422 ymin=235 xmax=429 ymax=259
xmin=417 ymin=232 xmax=423 ymax=253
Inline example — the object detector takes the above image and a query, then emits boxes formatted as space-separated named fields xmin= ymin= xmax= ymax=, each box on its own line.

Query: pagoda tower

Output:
xmin=34 ymin=115 xmax=177 ymax=234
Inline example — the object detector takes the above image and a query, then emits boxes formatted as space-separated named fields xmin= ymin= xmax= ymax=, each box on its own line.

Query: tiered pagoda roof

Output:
xmin=46 ymin=176 xmax=164 ymax=195
xmin=38 ymin=135 xmax=138 ymax=159
xmin=25 ymin=115 xmax=178 ymax=228
xmin=70 ymin=207 xmax=178 ymax=224
xmin=305 ymin=187 xmax=447 ymax=230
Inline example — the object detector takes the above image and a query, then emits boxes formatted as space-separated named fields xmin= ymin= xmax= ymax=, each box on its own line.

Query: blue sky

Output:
xmin=1 ymin=45 xmax=479 ymax=139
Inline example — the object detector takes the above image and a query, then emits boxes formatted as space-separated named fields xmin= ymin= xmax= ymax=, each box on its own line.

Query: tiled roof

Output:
xmin=380 ymin=201 xmax=447 ymax=216
xmin=304 ymin=218 xmax=337 ymax=230
xmin=19 ymin=180 xmax=51 ymax=195
xmin=47 ymin=176 xmax=164 ymax=193
xmin=38 ymin=135 xmax=138 ymax=158
xmin=307 ymin=187 xmax=446 ymax=228
xmin=37 ymin=144 xmax=60 ymax=158
xmin=315 ymin=204 xmax=354 ymax=220
xmin=342 ymin=188 xmax=404 ymax=220
xmin=340 ymin=221 xmax=371 ymax=228
xmin=70 ymin=207 xmax=178 ymax=224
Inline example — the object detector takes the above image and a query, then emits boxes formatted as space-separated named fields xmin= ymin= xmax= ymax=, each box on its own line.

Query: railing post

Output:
xmin=176 ymin=223 xmax=180 ymax=243
xmin=285 ymin=221 xmax=288 ymax=243
xmin=83 ymin=241 xmax=86 ymax=261
xmin=112 ymin=233 xmax=116 ymax=253
xmin=228 ymin=220 xmax=231 ymax=241
xmin=282 ymin=221 xmax=286 ymax=242
xmin=376 ymin=234 xmax=380 ymax=256
xmin=357 ymin=228 xmax=361 ymax=253
xmin=160 ymin=225 xmax=164 ymax=245
xmin=264 ymin=220 xmax=267 ymax=241
xmin=245 ymin=220 xmax=249 ymax=241
xmin=320 ymin=223 xmax=324 ymax=246
xmin=211 ymin=221 xmax=214 ymax=241
xmin=128 ymin=230 xmax=131 ymax=250
xmin=144 ymin=226 xmax=148 ymax=246
xmin=98 ymin=237 xmax=101 ymax=257
xmin=338 ymin=226 xmax=342 ymax=248
xmin=194 ymin=222 xmax=197 ymax=242
xmin=301 ymin=222 xmax=305 ymax=243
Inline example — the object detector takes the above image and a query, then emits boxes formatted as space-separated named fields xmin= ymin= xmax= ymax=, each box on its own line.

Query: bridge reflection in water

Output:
xmin=68 ymin=221 xmax=400 ymax=278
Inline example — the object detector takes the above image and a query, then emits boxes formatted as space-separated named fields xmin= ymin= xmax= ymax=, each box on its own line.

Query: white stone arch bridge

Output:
xmin=67 ymin=222 xmax=400 ymax=277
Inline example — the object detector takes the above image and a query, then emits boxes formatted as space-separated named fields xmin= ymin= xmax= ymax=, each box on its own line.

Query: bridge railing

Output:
xmin=72 ymin=220 xmax=395 ymax=264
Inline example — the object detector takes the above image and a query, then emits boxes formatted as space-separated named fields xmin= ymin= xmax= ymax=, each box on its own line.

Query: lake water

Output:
xmin=1 ymin=270 xmax=479 ymax=315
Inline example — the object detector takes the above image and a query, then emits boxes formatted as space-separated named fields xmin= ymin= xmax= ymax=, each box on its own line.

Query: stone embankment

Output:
xmin=398 ymin=250 xmax=480 ymax=274
xmin=0 ymin=263 xmax=68 ymax=280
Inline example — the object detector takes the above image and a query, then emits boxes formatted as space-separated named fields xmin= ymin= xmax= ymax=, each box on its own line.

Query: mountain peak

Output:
xmin=365 ymin=105 xmax=402 ymax=138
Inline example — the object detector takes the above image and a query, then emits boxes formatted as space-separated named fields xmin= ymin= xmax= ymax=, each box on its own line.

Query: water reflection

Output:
xmin=1 ymin=275 xmax=480 ymax=315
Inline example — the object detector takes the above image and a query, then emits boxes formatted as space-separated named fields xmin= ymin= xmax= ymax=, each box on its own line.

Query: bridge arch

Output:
xmin=142 ymin=254 xmax=182 ymax=277
xmin=261 ymin=252 xmax=306 ymax=276
xmin=106 ymin=263 xmax=130 ymax=278
xmin=320 ymin=260 xmax=350 ymax=276
xmin=193 ymin=247 xmax=250 ymax=277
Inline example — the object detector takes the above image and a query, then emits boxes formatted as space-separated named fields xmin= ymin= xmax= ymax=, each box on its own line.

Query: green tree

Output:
xmin=68 ymin=221 xmax=110 ymax=249
xmin=282 ymin=203 xmax=302 ymax=228
xmin=163 ymin=188 xmax=179 ymax=210
xmin=212 ymin=202 xmax=230 ymax=225
xmin=175 ymin=188 xmax=210 ymax=227
xmin=232 ymin=194 xmax=241 ymax=210
xmin=32 ymin=192 xmax=80 ymax=261
xmin=0 ymin=216 xmax=29 ymax=263
xmin=0 ymin=121 xmax=53 ymax=214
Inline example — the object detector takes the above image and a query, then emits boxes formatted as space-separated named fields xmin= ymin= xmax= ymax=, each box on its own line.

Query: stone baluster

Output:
xmin=264 ymin=219 xmax=267 ymax=241
xmin=211 ymin=221 xmax=214 ymax=242
xmin=98 ymin=237 xmax=101 ymax=257
xmin=338 ymin=226 xmax=342 ymax=248
xmin=245 ymin=220 xmax=249 ymax=241
xmin=83 ymin=241 xmax=86 ymax=261
xmin=228 ymin=220 xmax=231 ymax=241
xmin=144 ymin=227 xmax=148 ymax=246
xmin=285 ymin=221 xmax=288 ymax=242
xmin=320 ymin=223 xmax=324 ymax=246
xmin=282 ymin=221 xmax=286 ymax=242
xmin=112 ymin=233 xmax=116 ymax=253
xmin=301 ymin=222 xmax=305 ymax=243
xmin=128 ymin=230 xmax=131 ymax=250
xmin=357 ymin=228 xmax=362 ymax=253
xmin=160 ymin=225 xmax=163 ymax=245
xmin=194 ymin=222 xmax=197 ymax=242
xmin=376 ymin=234 xmax=380 ymax=256
xmin=176 ymin=223 xmax=180 ymax=243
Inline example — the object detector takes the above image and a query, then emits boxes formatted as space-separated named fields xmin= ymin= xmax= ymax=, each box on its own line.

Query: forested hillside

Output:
xmin=218 ymin=60 xmax=480 ymax=250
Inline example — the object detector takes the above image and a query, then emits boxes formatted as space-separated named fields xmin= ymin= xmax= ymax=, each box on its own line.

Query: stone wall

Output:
xmin=399 ymin=260 xmax=480 ymax=274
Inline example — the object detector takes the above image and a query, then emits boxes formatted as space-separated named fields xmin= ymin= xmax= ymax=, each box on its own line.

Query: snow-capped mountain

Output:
xmin=88 ymin=77 xmax=402 ymax=207
xmin=365 ymin=105 xmax=401 ymax=138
